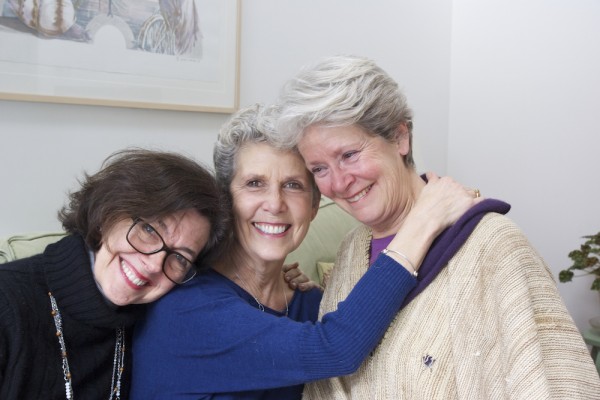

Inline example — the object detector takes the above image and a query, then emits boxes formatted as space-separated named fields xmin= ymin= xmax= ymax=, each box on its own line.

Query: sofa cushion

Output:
xmin=317 ymin=261 xmax=335 ymax=288
xmin=284 ymin=197 xmax=359 ymax=284
xmin=0 ymin=232 xmax=66 ymax=264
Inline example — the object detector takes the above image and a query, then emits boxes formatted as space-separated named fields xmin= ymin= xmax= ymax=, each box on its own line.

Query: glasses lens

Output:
xmin=128 ymin=220 xmax=164 ymax=253
xmin=164 ymin=253 xmax=196 ymax=284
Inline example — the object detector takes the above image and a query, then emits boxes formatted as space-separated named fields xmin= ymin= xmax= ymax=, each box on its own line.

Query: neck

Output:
xmin=214 ymin=246 xmax=291 ymax=312
xmin=371 ymin=172 xmax=425 ymax=238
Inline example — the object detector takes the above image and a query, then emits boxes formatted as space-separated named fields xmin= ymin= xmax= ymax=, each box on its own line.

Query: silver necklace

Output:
xmin=48 ymin=292 xmax=125 ymax=400
xmin=234 ymin=270 xmax=289 ymax=316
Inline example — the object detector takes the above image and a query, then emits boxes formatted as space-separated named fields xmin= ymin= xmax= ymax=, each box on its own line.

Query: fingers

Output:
xmin=423 ymin=172 xmax=484 ymax=201
xmin=283 ymin=262 xmax=302 ymax=290
xmin=288 ymin=275 xmax=317 ymax=291
xmin=282 ymin=262 xmax=299 ymax=274
xmin=414 ymin=173 xmax=485 ymax=232
xmin=465 ymin=187 xmax=482 ymax=199
xmin=286 ymin=273 xmax=301 ymax=289
xmin=282 ymin=262 xmax=319 ymax=291
xmin=424 ymin=171 xmax=440 ymax=182
xmin=296 ymin=280 xmax=323 ymax=292
xmin=283 ymin=262 xmax=310 ymax=291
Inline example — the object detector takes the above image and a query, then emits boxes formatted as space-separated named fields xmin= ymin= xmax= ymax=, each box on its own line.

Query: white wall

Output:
xmin=1 ymin=0 xmax=598 ymax=332
xmin=239 ymin=0 xmax=452 ymax=172
xmin=0 ymin=100 xmax=228 ymax=234
xmin=1 ymin=0 xmax=451 ymax=234
xmin=448 ymin=0 xmax=600 ymax=331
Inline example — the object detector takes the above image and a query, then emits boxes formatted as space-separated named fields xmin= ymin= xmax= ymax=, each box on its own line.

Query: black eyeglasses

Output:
xmin=126 ymin=218 xmax=197 ymax=284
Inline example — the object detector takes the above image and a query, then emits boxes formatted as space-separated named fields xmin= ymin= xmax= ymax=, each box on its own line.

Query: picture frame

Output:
xmin=0 ymin=0 xmax=240 ymax=113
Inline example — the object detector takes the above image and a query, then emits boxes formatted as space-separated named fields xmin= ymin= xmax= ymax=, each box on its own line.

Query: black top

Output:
xmin=0 ymin=235 xmax=143 ymax=399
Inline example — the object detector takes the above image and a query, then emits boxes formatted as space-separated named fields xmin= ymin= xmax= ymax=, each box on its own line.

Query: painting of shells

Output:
xmin=0 ymin=0 xmax=239 ymax=112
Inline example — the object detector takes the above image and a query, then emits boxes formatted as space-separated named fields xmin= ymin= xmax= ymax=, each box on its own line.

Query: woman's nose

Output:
xmin=330 ymin=167 xmax=354 ymax=195
xmin=142 ymin=252 xmax=167 ymax=275
xmin=263 ymin=188 xmax=286 ymax=214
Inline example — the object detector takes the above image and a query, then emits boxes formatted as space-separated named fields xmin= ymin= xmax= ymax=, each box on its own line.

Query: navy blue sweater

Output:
xmin=131 ymin=255 xmax=417 ymax=399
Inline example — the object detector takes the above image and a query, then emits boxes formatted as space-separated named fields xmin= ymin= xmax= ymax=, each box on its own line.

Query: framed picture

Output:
xmin=0 ymin=0 xmax=240 ymax=113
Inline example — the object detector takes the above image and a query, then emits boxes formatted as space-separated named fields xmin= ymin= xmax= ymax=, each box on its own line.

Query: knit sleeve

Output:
xmin=130 ymin=254 xmax=415 ymax=397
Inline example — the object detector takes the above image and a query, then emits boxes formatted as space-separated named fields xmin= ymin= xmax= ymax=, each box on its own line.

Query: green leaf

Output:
xmin=559 ymin=270 xmax=574 ymax=283
xmin=559 ymin=231 xmax=600 ymax=292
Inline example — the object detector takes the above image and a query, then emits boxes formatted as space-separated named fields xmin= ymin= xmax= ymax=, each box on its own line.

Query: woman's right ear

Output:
xmin=395 ymin=123 xmax=410 ymax=156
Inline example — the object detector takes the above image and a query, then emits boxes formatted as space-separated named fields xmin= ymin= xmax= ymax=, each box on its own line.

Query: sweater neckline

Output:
xmin=209 ymin=268 xmax=299 ymax=316
xmin=43 ymin=235 xmax=143 ymax=328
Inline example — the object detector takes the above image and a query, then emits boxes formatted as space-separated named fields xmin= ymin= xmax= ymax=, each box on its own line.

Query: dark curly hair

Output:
xmin=58 ymin=148 xmax=229 ymax=267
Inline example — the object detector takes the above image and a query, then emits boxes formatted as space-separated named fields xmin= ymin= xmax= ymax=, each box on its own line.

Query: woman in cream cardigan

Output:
xmin=276 ymin=54 xmax=600 ymax=399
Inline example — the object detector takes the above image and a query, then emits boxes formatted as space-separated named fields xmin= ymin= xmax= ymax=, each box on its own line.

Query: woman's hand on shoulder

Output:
xmin=283 ymin=262 xmax=323 ymax=292
xmin=384 ymin=172 xmax=483 ymax=274
xmin=412 ymin=172 xmax=483 ymax=235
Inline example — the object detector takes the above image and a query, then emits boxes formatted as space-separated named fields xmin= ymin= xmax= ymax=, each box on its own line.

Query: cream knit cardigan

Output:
xmin=304 ymin=213 xmax=600 ymax=399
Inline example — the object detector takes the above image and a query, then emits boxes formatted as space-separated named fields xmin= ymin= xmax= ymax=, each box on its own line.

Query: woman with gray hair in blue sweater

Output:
xmin=131 ymin=103 xmax=478 ymax=399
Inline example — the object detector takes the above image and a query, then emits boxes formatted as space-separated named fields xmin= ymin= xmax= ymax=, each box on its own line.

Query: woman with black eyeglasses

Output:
xmin=0 ymin=149 xmax=228 ymax=399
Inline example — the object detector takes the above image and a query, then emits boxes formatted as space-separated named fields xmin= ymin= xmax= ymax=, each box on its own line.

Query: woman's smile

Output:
xmin=253 ymin=222 xmax=291 ymax=236
xmin=120 ymin=259 xmax=149 ymax=289
xmin=346 ymin=184 xmax=373 ymax=203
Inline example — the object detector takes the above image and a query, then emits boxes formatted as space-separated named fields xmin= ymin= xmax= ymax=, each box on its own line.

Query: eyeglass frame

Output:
xmin=125 ymin=217 xmax=197 ymax=284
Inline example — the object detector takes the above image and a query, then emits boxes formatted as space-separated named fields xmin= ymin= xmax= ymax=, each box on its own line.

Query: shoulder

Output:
xmin=470 ymin=213 xmax=532 ymax=250
xmin=455 ymin=213 xmax=552 ymax=280
xmin=0 ymin=251 xmax=43 ymax=273
xmin=294 ymin=286 xmax=323 ymax=307
xmin=0 ymin=254 xmax=44 ymax=301
xmin=289 ymin=287 xmax=322 ymax=322
xmin=0 ymin=256 xmax=48 ymax=336
xmin=336 ymin=224 xmax=370 ymax=260
xmin=143 ymin=268 xmax=261 ymax=325
xmin=151 ymin=269 xmax=235 ymax=309
xmin=333 ymin=224 xmax=370 ymax=276
xmin=136 ymin=269 xmax=247 ymax=342
xmin=341 ymin=224 xmax=370 ymax=244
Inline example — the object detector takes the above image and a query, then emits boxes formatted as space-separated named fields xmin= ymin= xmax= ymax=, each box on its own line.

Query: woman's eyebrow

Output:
xmin=157 ymin=219 xmax=197 ymax=259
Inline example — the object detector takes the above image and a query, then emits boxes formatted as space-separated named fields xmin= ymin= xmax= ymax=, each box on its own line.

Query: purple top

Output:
xmin=370 ymin=236 xmax=393 ymax=265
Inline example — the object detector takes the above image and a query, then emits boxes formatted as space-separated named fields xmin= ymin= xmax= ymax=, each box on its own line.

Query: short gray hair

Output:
xmin=276 ymin=55 xmax=415 ymax=167
xmin=213 ymin=103 xmax=321 ymax=207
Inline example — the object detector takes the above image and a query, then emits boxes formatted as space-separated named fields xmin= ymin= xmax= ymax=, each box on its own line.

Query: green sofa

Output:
xmin=0 ymin=198 xmax=359 ymax=285
xmin=284 ymin=197 xmax=359 ymax=283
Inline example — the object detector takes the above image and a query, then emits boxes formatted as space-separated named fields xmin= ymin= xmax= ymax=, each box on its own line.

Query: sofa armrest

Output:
xmin=0 ymin=232 xmax=66 ymax=264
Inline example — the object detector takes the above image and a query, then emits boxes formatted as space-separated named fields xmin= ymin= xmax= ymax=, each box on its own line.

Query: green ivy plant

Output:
xmin=559 ymin=232 xmax=600 ymax=292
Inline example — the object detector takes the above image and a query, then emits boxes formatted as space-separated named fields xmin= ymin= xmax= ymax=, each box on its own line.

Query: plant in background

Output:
xmin=559 ymin=232 xmax=600 ymax=292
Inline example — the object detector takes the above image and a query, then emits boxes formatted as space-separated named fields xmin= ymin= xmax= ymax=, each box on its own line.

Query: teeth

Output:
xmin=254 ymin=223 xmax=288 ymax=235
xmin=348 ymin=186 xmax=371 ymax=203
xmin=121 ymin=261 xmax=147 ymax=287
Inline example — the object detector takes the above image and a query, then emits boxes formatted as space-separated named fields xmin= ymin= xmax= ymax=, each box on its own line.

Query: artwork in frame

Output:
xmin=0 ymin=0 xmax=240 ymax=112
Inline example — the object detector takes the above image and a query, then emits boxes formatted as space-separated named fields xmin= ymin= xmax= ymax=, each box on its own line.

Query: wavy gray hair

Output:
xmin=213 ymin=103 xmax=321 ymax=208
xmin=276 ymin=55 xmax=415 ymax=168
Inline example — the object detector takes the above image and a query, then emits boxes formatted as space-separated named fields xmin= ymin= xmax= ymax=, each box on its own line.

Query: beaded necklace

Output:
xmin=48 ymin=292 xmax=125 ymax=400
